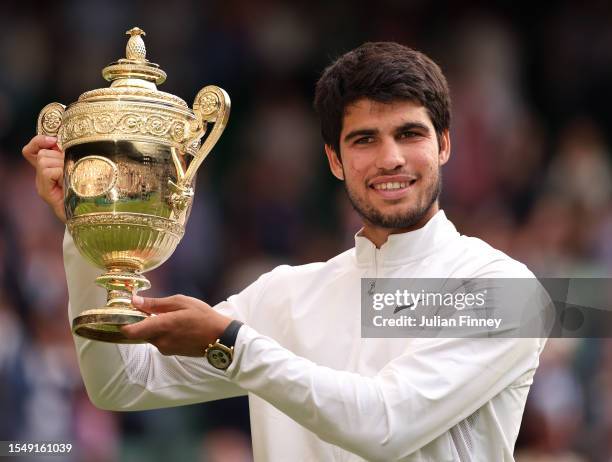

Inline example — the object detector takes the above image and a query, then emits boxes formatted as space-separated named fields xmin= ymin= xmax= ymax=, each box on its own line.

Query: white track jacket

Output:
xmin=63 ymin=211 xmax=546 ymax=461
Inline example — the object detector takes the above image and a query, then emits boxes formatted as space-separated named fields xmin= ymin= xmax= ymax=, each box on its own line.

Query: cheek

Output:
xmin=342 ymin=144 xmax=439 ymax=179
xmin=346 ymin=151 xmax=375 ymax=177
xmin=411 ymin=148 xmax=439 ymax=173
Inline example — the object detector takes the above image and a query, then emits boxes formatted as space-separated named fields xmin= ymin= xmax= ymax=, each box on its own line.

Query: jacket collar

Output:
xmin=354 ymin=210 xmax=459 ymax=267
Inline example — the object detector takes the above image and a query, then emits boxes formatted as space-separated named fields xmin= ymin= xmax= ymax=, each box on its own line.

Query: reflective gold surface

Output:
xmin=37 ymin=27 xmax=230 ymax=343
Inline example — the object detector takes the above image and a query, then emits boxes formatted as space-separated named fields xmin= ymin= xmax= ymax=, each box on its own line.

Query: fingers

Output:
xmin=22 ymin=135 xmax=59 ymax=167
xmin=36 ymin=153 xmax=64 ymax=192
xmin=132 ymin=294 xmax=190 ymax=314
xmin=36 ymin=167 xmax=63 ymax=189
xmin=122 ymin=325 xmax=179 ymax=356
xmin=36 ymin=149 xmax=64 ymax=183
xmin=121 ymin=316 xmax=165 ymax=341
xmin=27 ymin=140 xmax=67 ymax=223
xmin=121 ymin=295 xmax=223 ymax=356
xmin=37 ymin=149 xmax=64 ymax=167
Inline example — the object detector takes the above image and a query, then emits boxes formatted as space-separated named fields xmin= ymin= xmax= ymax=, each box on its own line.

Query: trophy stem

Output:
xmin=72 ymin=270 xmax=152 ymax=343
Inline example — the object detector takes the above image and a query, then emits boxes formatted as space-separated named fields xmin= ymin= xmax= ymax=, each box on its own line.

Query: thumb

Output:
xmin=132 ymin=294 xmax=187 ymax=314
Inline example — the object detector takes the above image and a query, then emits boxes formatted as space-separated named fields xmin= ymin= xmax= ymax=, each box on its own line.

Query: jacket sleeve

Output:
xmin=224 ymin=282 xmax=548 ymax=461
xmin=64 ymin=230 xmax=253 ymax=411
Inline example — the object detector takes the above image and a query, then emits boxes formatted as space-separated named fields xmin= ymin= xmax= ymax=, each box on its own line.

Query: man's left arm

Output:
xmin=123 ymin=292 xmax=545 ymax=461
xmin=226 ymin=327 xmax=543 ymax=461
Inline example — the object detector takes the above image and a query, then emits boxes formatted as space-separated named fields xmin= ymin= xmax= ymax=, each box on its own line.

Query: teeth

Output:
xmin=374 ymin=181 xmax=408 ymax=190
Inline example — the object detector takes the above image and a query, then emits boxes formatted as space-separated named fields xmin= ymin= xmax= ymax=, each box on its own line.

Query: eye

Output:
xmin=398 ymin=131 xmax=419 ymax=139
xmin=355 ymin=136 xmax=375 ymax=145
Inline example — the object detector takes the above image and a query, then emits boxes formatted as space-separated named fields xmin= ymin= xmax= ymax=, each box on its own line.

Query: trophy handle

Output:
xmin=184 ymin=85 xmax=230 ymax=186
xmin=37 ymin=102 xmax=66 ymax=150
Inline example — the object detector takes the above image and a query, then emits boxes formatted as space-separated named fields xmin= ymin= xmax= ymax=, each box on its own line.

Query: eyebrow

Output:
xmin=343 ymin=128 xmax=378 ymax=143
xmin=343 ymin=122 xmax=431 ymax=143
xmin=393 ymin=122 xmax=431 ymax=136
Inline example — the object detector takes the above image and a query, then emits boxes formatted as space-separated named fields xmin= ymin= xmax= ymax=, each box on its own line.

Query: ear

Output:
xmin=438 ymin=129 xmax=451 ymax=166
xmin=324 ymin=144 xmax=344 ymax=180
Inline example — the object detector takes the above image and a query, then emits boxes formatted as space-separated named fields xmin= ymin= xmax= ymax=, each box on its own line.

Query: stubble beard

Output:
xmin=343 ymin=168 xmax=442 ymax=229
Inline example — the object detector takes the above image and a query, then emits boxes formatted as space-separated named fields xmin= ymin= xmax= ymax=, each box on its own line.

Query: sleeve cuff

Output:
xmin=225 ymin=324 xmax=259 ymax=378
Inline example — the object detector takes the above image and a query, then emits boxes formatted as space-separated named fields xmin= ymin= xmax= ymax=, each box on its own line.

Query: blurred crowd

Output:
xmin=1 ymin=1 xmax=612 ymax=461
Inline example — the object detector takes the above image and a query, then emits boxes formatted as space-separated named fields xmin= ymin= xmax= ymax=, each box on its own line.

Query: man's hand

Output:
xmin=121 ymin=294 xmax=233 ymax=357
xmin=22 ymin=135 xmax=66 ymax=223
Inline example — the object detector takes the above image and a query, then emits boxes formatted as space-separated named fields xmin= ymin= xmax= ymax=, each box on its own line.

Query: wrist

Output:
xmin=205 ymin=319 xmax=244 ymax=371
xmin=211 ymin=315 xmax=233 ymax=344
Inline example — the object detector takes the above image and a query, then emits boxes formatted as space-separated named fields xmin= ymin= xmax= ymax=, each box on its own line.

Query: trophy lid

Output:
xmin=47 ymin=27 xmax=204 ymax=155
xmin=76 ymin=27 xmax=189 ymax=109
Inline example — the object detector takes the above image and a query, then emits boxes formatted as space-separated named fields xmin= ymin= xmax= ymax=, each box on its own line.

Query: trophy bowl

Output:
xmin=36 ymin=27 xmax=230 ymax=343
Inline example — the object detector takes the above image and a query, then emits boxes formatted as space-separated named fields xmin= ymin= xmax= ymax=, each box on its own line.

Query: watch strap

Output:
xmin=219 ymin=320 xmax=244 ymax=348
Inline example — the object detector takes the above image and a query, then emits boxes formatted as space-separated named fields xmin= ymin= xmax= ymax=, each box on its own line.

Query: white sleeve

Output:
xmin=226 ymin=322 xmax=545 ymax=460
xmin=63 ymin=230 xmax=249 ymax=411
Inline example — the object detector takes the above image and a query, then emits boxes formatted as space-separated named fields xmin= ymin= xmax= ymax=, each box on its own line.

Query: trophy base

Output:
xmin=72 ymin=270 xmax=152 ymax=343
xmin=73 ymin=307 xmax=149 ymax=343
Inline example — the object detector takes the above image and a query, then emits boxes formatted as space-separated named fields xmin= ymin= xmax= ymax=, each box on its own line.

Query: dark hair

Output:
xmin=313 ymin=42 xmax=451 ymax=154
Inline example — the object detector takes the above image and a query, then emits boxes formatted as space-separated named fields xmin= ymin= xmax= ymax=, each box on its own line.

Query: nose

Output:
xmin=375 ymin=139 xmax=405 ymax=171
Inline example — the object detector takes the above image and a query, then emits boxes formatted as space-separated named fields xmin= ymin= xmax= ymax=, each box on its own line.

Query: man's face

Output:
xmin=325 ymin=98 xmax=450 ymax=231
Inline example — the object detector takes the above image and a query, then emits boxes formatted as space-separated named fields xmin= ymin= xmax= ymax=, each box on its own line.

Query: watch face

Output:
xmin=207 ymin=346 xmax=232 ymax=370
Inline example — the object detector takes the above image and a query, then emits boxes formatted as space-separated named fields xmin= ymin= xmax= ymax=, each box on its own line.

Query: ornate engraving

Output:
xmin=68 ymin=212 xmax=184 ymax=239
xmin=37 ymin=103 xmax=66 ymax=137
xmin=171 ymin=121 xmax=187 ymax=142
xmin=79 ymin=87 xmax=187 ymax=107
xmin=185 ymin=138 xmax=201 ymax=156
xmin=198 ymin=92 xmax=220 ymax=116
xmin=167 ymin=180 xmax=194 ymax=212
xmin=69 ymin=115 xmax=93 ymax=138
xmin=70 ymin=156 xmax=118 ymax=198
xmin=93 ymin=113 xmax=114 ymax=132
xmin=60 ymin=102 xmax=198 ymax=150
xmin=146 ymin=115 xmax=169 ymax=136
xmin=43 ymin=109 xmax=62 ymax=132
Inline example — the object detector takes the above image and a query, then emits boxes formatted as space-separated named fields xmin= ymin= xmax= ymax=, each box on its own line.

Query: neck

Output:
xmin=360 ymin=203 xmax=440 ymax=248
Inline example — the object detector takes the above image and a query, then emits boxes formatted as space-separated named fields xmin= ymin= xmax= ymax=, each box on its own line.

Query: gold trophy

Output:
xmin=36 ymin=27 xmax=230 ymax=343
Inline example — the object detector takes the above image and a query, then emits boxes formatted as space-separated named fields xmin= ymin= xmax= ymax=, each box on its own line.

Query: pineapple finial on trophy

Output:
xmin=102 ymin=27 xmax=165 ymax=86
xmin=125 ymin=27 xmax=147 ymax=61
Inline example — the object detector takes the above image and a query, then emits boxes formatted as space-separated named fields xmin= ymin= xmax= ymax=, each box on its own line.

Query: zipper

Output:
xmin=368 ymin=247 xmax=380 ymax=295
xmin=374 ymin=247 xmax=379 ymax=279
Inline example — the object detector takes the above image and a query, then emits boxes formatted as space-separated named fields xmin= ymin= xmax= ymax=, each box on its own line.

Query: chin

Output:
xmin=376 ymin=203 xmax=416 ymax=217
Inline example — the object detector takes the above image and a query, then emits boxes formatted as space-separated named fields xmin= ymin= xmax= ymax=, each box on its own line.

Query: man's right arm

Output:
xmin=23 ymin=134 xmax=251 ymax=410
xmin=64 ymin=230 xmax=249 ymax=410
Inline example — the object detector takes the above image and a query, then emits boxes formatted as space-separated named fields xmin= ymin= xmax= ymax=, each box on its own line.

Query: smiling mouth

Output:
xmin=370 ymin=179 xmax=417 ymax=190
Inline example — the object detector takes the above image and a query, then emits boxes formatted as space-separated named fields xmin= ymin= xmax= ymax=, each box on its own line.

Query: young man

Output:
xmin=23 ymin=42 xmax=545 ymax=461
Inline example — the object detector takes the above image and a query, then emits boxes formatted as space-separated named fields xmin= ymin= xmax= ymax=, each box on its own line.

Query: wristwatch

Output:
xmin=205 ymin=320 xmax=244 ymax=370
